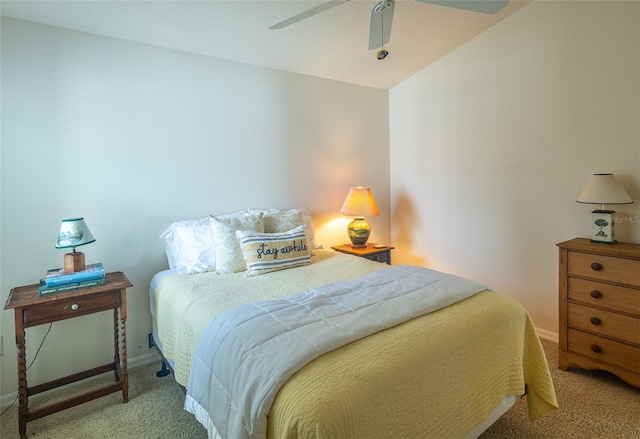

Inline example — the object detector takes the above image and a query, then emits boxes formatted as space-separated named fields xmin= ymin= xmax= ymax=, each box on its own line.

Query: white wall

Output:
xmin=0 ymin=18 xmax=390 ymax=397
xmin=389 ymin=0 xmax=639 ymax=339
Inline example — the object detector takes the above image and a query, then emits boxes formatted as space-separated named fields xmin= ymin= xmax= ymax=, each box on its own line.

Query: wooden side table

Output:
xmin=331 ymin=243 xmax=394 ymax=265
xmin=4 ymin=271 xmax=132 ymax=439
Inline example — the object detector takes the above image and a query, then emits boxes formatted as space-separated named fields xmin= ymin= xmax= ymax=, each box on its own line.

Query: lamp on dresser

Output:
xmin=55 ymin=217 xmax=96 ymax=272
xmin=340 ymin=186 xmax=380 ymax=248
xmin=576 ymin=173 xmax=633 ymax=244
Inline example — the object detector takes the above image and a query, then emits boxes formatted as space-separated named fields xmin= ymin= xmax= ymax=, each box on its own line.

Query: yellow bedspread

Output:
xmin=267 ymin=291 xmax=557 ymax=438
xmin=152 ymin=250 xmax=557 ymax=438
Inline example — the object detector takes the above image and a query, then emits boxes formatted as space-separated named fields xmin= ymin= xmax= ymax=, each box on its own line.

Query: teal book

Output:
xmin=44 ymin=263 xmax=105 ymax=287
xmin=38 ymin=278 xmax=106 ymax=296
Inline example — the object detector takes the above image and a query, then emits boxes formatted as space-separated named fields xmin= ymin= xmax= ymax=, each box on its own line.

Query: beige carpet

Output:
xmin=479 ymin=338 xmax=639 ymax=439
xmin=1 ymin=339 xmax=638 ymax=438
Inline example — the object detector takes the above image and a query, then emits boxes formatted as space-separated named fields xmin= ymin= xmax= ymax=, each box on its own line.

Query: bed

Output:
xmin=150 ymin=209 xmax=557 ymax=438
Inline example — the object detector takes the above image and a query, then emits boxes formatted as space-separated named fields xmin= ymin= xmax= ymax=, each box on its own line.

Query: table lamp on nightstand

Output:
xmin=576 ymin=173 xmax=633 ymax=244
xmin=55 ymin=217 xmax=96 ymax=272
xmin=340 ymin=185 xmax=380 ymax=248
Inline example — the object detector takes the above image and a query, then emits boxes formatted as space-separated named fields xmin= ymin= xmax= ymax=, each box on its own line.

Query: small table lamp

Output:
xmin=340 ymin=186 xmax=380 ymax=248
xmin=576 ymin=173 xmax=633 ymax=244
xmin=55 ymin=218 xmax=96 ymax=272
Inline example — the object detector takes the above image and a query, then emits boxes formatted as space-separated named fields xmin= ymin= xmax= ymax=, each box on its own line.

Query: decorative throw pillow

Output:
xmin=237 ymin=225 xmax=311 ymax=276
xmin=209 ymin=213 xmax=264 ymax=274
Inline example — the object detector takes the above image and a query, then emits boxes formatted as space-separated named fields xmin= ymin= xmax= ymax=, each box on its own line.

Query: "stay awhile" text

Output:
xmin=256 ymin=240 xmax=308 ymax=259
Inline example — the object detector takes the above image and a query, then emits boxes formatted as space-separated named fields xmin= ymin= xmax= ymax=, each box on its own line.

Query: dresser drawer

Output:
xmin=567 ymin=303 xmax=640 ymax=344
xmin=568 ymin=278 xmax=640 ymax=316
xmin=568 ymin=329 xmax=640 ymax=372
xmin=568 ymin=251 xmax=640 ymax=287
xmin=22 ymin=291 xmax=121 ymax=327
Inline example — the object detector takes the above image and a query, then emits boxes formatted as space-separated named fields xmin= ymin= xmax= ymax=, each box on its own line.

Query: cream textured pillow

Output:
xmin=237 ymin=225 xmax=311 ymax=276
xmin=263 ymin=211 xmax=305 ymax=233
xmin=250 ymin=208 xmax=319 ymax=250
xmin=209 ymin=213 xmax=264 ymax=274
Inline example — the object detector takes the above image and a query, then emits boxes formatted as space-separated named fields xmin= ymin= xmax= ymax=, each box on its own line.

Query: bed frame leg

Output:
xmin=149 ymin=333 xmax=172 ymax=378
xmin=156 ymin=360 xmax=171 ymax=378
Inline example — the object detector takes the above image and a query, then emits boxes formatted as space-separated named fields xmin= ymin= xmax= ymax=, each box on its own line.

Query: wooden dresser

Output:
xmin=557 ymin=238 xmax=639 ymax=387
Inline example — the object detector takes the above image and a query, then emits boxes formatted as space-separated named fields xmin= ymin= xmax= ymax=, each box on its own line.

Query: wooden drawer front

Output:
xmin=568 ymin=278 xmax=639 ymax=316
xmin=365 ymin=251 xmax=389 ymax=264
xmin=568 ymin=251 xmax=640 ymax=287
xmin=568 ymin=329 xmax=640 ymax=372
xmin=568 ymin=303 xmax=640 ymax=344
xmin=22 ymin=292 xmax=120 ymax=327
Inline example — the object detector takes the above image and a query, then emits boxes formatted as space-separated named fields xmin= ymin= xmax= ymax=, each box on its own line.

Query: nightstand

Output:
xmin=331 ymin=243 xmax=394 ymax=265
xmin=557 ymin=238 xmax=639 ymax=387
xmin=4 ymin=271 xmax=132 ymax=439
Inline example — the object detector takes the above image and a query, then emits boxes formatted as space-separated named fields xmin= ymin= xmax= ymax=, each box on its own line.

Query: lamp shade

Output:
xmin=576 ymin=174 xmax=633 ymax=205
xmin=340 ymin=186 xmax=380 ymax=217
xmin=56 ymin=218 xmax=96 ymax=249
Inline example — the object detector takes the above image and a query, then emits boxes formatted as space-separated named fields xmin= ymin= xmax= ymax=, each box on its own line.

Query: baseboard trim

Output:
xmin=1 ymin=351 xmax=160 ymax=411
xmin=536 ymin=327 xmax=558 ymax=343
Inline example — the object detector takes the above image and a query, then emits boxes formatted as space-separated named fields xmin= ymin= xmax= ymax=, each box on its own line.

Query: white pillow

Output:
xmin=249 ymin=208 xmax=319 ymax=249
xmin=159 ymin=217 xmax=214 ymax=274
xmin=237 ymin=225 xmax=311 ymax=276
xmin=159 ymin=210 xmax=249 ymax=274
xmin=209 ymin=212 xmax=264 ymax=274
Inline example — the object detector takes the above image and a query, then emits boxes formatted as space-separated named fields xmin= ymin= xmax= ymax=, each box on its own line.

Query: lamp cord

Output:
xmin=0 ymin=323 xmax=53 ymax=416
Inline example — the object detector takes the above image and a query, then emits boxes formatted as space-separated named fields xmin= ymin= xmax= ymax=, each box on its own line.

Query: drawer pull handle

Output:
xmin=65 ymin=302 xmax=84 ymax=311
xmin=590 ymin=344 xmax=602 ymax=353
xmin=590 ymin=262 xmax=603 ymax=271
xmin=590 ymin=290 xmax=602 ymax=299
xmin=590 ymin=317 xmax=602 ymax=326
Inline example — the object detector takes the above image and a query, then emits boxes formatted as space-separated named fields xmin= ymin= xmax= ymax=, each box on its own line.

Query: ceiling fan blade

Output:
xmin=269 ymin=1 xmax=349 ymax=30
xmin=416 ymin=0 xmax=509 ymax=14
xmin=368 ymin=0 xmax=395 ymax=50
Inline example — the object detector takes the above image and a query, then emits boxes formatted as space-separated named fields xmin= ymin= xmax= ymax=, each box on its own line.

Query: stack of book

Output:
xmin=38 ymin=263 xmax=106 ymax=296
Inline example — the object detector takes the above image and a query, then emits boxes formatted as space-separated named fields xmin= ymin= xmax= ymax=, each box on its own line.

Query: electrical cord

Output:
xmin=0 ymin=323 xmax=53 ymax=416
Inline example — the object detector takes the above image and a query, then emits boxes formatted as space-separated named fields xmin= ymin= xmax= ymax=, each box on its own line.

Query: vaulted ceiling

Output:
xmin=1 ymin=0 xmax=530 ymax=89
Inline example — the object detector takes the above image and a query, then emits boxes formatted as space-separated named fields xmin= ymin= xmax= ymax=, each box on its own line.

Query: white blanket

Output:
xmin=184 ymin=265 xmax=490 ymax=439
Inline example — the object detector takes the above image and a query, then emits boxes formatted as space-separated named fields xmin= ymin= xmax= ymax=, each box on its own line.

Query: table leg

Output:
xmin=120 ymin=289 xmax=128 ymax=403
xmin=113 ymin=308 xmax=120 ymax=382
xmin=15 ymin=309 xmax=28 ymax=439
xmin=121 ymin=315 xmax=128 ymax=403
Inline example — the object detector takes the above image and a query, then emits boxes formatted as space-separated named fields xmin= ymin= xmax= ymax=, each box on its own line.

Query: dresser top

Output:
xmin=557 ymin=238 xmax=640 ymax=259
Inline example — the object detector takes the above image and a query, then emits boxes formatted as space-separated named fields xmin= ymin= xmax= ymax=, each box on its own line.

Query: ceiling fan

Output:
xmin=269 ymin=0 xmax=509 ymax=54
